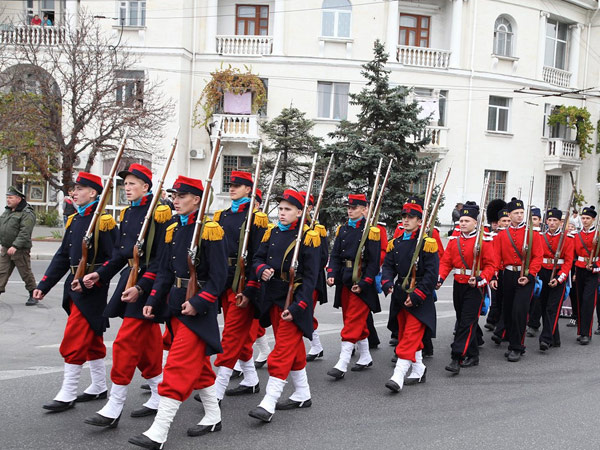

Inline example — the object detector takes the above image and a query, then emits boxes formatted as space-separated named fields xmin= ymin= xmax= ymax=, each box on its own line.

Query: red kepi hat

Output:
xmin=118 ymin=163 xmax=153 ymax=188
xmin=230 ymin=171 xmax=253 ymax=187
xmin=278 ymin=189 xmax=305 ymax=210
xmin=255 ymin=188 xmax=263 ymax=204
xmin=299 ymin=191 xmax=314 ymax=206
xmin=347 ymin=194 xmax=367 ymax=206
xmin=75 ymin=172 xmax=103 ymax=194
xmin=167 ymin=175 xmax=204 ymax=196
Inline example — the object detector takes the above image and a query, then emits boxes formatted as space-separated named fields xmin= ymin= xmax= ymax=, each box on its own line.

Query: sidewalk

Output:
xmin=31 ymin=225 xmax=63 ymax=260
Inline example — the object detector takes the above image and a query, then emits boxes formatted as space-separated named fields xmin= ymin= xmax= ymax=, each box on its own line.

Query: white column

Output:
xmin=537 ymin=11 xmax=550 ymax=80
xmin=386 ymin=0 xmax=399 ymax=58
xmin=65 ymin=0 xmax=78 ymax=30
xmin=272 ymin=0 xmax=284 ymax=55
xmin=569 ymin=23 xmax=583 ymax=88
xmin=448 ymin=0 xmax=464 ymax=68
xmin=205 ymin=0 xmax=218 ymax=53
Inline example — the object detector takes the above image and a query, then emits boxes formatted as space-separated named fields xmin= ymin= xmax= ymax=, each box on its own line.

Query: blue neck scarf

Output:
xmin=348 ymin=217 xmax=363 ymax=228
xmin=232 ymin=197 xmax=250 ymax=213
xmin=132 ymin=191 xmax=152 ymax=207
xmin=77 ymin=199 xmax=98 ymax=216
xmin=402 ymin=230 xmax=412 ymax=240
xmin=277 ymin=221 xmax=292 ymax=232
xmin=179 ymin=213 xmax=191 ymax=226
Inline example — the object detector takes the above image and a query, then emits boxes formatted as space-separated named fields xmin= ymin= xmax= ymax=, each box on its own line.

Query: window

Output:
xmin=485 ymin=170 xmax=507 ymax=200
xmin=408 ymin=174 xmax=427 ymax=196
xmin=438 ymin=90 xmax=448 ymax=127
xmin=542 ymin=104 xmax=570 ymax=139
xmin=115 ymin=70 xmax=144 ymax=108
xmin=321 ymin=0 xmax=351 ymax=38
xmin=544 ymin=19 xmax=568 ymax=70
xmin=118 ymin=1 xmax=146 ymax=27
xmin=545 ymin=175 xmax=561 ymax=208
xmin=258 ymin=78 xmax=268 ymax=117
xmin=399 ymin=14 xmax=430 ymax=47
xmin=222 ymin=155 xmax=253 ymax=191
xmin=317 ymin=81 xmax=349 ymax=120
xmin=236 ymin=5 xmax=269 ymax=36
xmin=41 ymin=0 xmax=55 ymax=24
xmin=493 ymin=16 xmax=514 ymax=57
xmin=487 ymin=96 xmax=510 ymax=132
xmin=26 ymin=0 xmax=34 ymax=24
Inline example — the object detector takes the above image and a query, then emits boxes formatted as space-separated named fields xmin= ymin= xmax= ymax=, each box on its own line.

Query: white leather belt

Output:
xmin=454 ymin=268 xmax=473 ymax=276
xmin=543 ymin=258 xmax=564 ymax=264
xmin=577 ymin=256 xmax=598 ymax=262
xmin=504 ymin=265 xmax=522 ymax=272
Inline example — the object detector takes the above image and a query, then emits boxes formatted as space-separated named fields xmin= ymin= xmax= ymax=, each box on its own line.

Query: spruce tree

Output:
xmin=320 ymin=40 xmax=433 ymax=229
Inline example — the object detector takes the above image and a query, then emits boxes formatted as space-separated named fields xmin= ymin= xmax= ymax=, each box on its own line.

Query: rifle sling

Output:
xmin=578 ymin=232 xmax=592 ymax=257
xmin=505 ymin=228 xmax=523 ymax=262
xmin=456 ymin=236 xmax=470 ymax=271
xmin=542 ymin=233 xmax=555 ymax=255
xmin=144 ymin=213 xmax=157 ymax=269
xmin=232 ymin=211 xmax=248 ymax=292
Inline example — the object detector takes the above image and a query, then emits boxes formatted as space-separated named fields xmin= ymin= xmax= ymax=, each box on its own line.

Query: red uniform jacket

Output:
xmin=539 ymin=229 xmax=574 ymax=281
xmin=495 ymin=223 xmax=543 ymax=277
xmin=573 ymin=227 xmax=600 ymax=270
xmin=439 ymin=231 xmax=496 ymax=286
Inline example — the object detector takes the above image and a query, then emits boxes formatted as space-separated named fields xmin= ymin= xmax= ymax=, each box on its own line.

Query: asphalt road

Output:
xmin=1 ymin=262 xmax=599 ymax=450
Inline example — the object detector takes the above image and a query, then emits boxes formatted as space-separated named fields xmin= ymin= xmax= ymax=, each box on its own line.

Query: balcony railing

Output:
xmin=545 ymin=138 xmax=581 ymax=171
xmin=396 ymin=45 xmax=451 ymax=69
xmin=211 ymin=114 xmax=259 ymax=141
xmin=216 ymin=35 xmax=273 ymax=56
xmin=0 ymin=25 xmax=66 ymax=45
xmin=407 ymin=126 xmax=449 ymax=159
xmin=543 ymin=66 xmax=572 ymax=88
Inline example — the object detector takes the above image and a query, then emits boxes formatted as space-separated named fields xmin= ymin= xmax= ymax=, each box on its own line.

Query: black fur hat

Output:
xmin=487 ymin=199 xmax=507 ymax=223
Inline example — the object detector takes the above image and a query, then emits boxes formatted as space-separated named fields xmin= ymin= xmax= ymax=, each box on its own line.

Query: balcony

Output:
xmin=211 ymin=114 xmax=259 ymax=142
xmin=408 ymin=126 xmax=450 ymax=159
xmin=0 ymin=25 xmax=66 ymax=46
xmin=543 ymin=66 xmax=572 ymax=88
xmin=396 ymin=45 xmax=451 ymax=69
xmin=216 ymin=35 xmax=273 ymax=57
xmin=544 ymin=138 xmax=581 ymax=171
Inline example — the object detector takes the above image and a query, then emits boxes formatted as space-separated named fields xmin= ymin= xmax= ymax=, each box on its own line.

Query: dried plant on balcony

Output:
xmin=0 ymin=10 xmax=174 ymax=195
xmin=194 ymin=64 xmax=266 ymax=128
xmin=548 ymin=105 xmax=594 ymax=156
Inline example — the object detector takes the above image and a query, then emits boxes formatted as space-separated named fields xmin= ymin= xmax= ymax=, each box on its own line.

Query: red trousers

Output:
xmin=158 ymin=317 xmax=216 ymax=402
xmin=60 ymin=301 xmax=106 ymax=365
xmin=395 ymin=309 xmax=425 ymax=362
xmin=214 ymin=289 xmax=256 ymax=368
xmin=110 ymin=318 xmax=163 ymax=385
xmin=162 ymin=327 xmax=172 ymax=351
xmin=267 ymin=306 xmax=306 ymax=380
xmin=340 ymin=287 xmax=370 ymax=343
xmin=312 ymin=290 xmax=319 ymax=331
xmin=251 ymin=320 xmax=266 ymax=339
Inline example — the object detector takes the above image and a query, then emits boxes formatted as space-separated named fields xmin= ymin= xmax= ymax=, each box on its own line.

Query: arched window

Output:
xmin=493 ymin=16 xmax=514 ymax=57
xmin=321 ymin=0 xmax=351 ymax=38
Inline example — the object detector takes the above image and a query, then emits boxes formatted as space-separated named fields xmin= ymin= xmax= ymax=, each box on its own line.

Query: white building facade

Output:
xmin=1 ymin=0 xmax=599 ymax=226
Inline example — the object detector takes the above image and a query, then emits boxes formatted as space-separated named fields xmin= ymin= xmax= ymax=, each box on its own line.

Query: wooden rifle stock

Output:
xmin=471 ymin=173 xmax=491 ymax=276
xmin=261 ymin=151 xmax=282 ymax=215
xmin=74 ymin=128 xmax=129 ymax=280
xmin=520 ymin=177 xmax=534 ymax=277
xmin=550 ymin=187 xmax=575 ymax=280
xmin=310 ymin=154 xmax=334 ymax=228
xmin=284 ymin=153 xmax=318 ymax=310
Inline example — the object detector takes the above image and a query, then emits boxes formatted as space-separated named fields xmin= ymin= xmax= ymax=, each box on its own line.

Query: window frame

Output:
xmin=317 ymin=81 xmax=350 ymax=120
xmin=222 ymin=155 xmax=254 ymax=191
xmin=321 ymin=0 xmax=352 ymax=39
xmin=485 ymin=170 xmax=508 ymax=201
xmin=115 ymin=70 xmax=145 ymax=108
xmin=544 ymin=19 xmax=568 ymax=70
xmin=118 ymin=1 xmax=146 ymax=27
xmin=399 ymin=13 xmax=430 ymax=48
xmin=235 ymin=4 xmax=269 ymax=36
xmin=542 ymin=104 xmax=570 ymax=139
xmin=544 ymin=175 xmax=561 ymax=209
xmin=493 ymin=16 xmax=514 ymax=57
xmin=487 ymin=96 xmax=511 ymax=133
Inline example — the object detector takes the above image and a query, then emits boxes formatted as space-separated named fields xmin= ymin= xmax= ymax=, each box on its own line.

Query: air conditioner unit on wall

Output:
xmin=190 ymin=148 xmax=205 ymax=160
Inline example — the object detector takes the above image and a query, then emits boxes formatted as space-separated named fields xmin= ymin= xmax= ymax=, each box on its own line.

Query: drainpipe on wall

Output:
xmin=463 ymin=0 xmax=478 ymax=200
xmin=187 ymin=0 xmax=198 ymax=177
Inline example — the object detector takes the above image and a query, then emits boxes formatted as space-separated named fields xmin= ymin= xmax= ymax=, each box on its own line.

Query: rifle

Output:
xmin=425 ymin=167 xmax=451 ymax=235
xmin=125 ymin=130 xmax=179 ymax=291
xmin=234 ymin=143 xmax=263 ymax=304
xmin=550 ymin=186 xmax=575 ymax=280
xmin=74 ymin=128 xmax=129 ymax=281
xmin=283 ymin=153 xmax=318 ymax=310
xmin=310 ymin=154 xmax=334 ymax=228
xmin=371 ymin=159 xmax=394 ymax=227
xmin=351 ymin=158 xmax=384 ymax=284
xmin=520 ymin=177 xmax=535 ymax=277
xmin=471 ymin=173 xmax=491 ymax=276
xmin=400 ymin=162 xmax=438 ymax=292
xmin=185 ymin=132 xmax=224 ymax=300
xmin=261 ymin=151 xmax=282 ymax=214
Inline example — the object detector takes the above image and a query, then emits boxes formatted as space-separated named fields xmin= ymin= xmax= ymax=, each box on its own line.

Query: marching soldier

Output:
xmin=527 ymin=207 xmax=543 ymax=337
xmin=493 ymin=198 xmax=543 ymax=362
xmin=381 ymin=199 xmax=438 ymax=392
xmin=573 ymin=206 xmax=600 ymax=345
xmin=82 ymin=164 xmax=171 ymax=428
xmin=211 ymin=171 xmax=267 ymax=401
xmin=129 ymin=175 xmax=227 ymax=449
xmin=326 ymin=194 xmax=381 ymax=379
xmin=247 ymin=189 xmax=321 ymax=423
xmin=33 ymin=172 xmax=118 ymax=412
xmin=438 ymin=202 xmax=495 ymax=374
xmin=484 ymin=200 xmax=507 ymax=331
xmin=537 ymin=208 xmax=574 ymax=351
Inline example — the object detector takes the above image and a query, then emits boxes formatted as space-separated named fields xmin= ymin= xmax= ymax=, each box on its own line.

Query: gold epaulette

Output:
xmin=99 ymin=213 xmax=116 ymax=231
xmin=165 ymin=222 xmax=177 ymax=243
xmin=423 ymin=236 xmax=438 ymax=253
xmin=154 ymin=204 xmax=172 ymax=224
xmin=119 ymin=207 xmax=129 ymax=223
xmin=335 ymin=225 xmax=341 ymax=237
xmin=212 ymin=209 xmax=223 ymax=223
xmin=315 ymin=223 xmax=327 ymax=238
xmin=253 ymin=211 xmax=268 ymax=228
xmin=202 ymin=221 xmax=224 ymax=241
xmin=368 ymin=226 xmax=380 ymax=241
xmin=65 ymin=213 xmax=76 ymax=229
xmin=261 ymin=223 xmax=275 ymax=243
xmin=386 ymin=239 xmax=395 ymax=253
xmin=303 ymin=229 xmax=321 ymax=248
